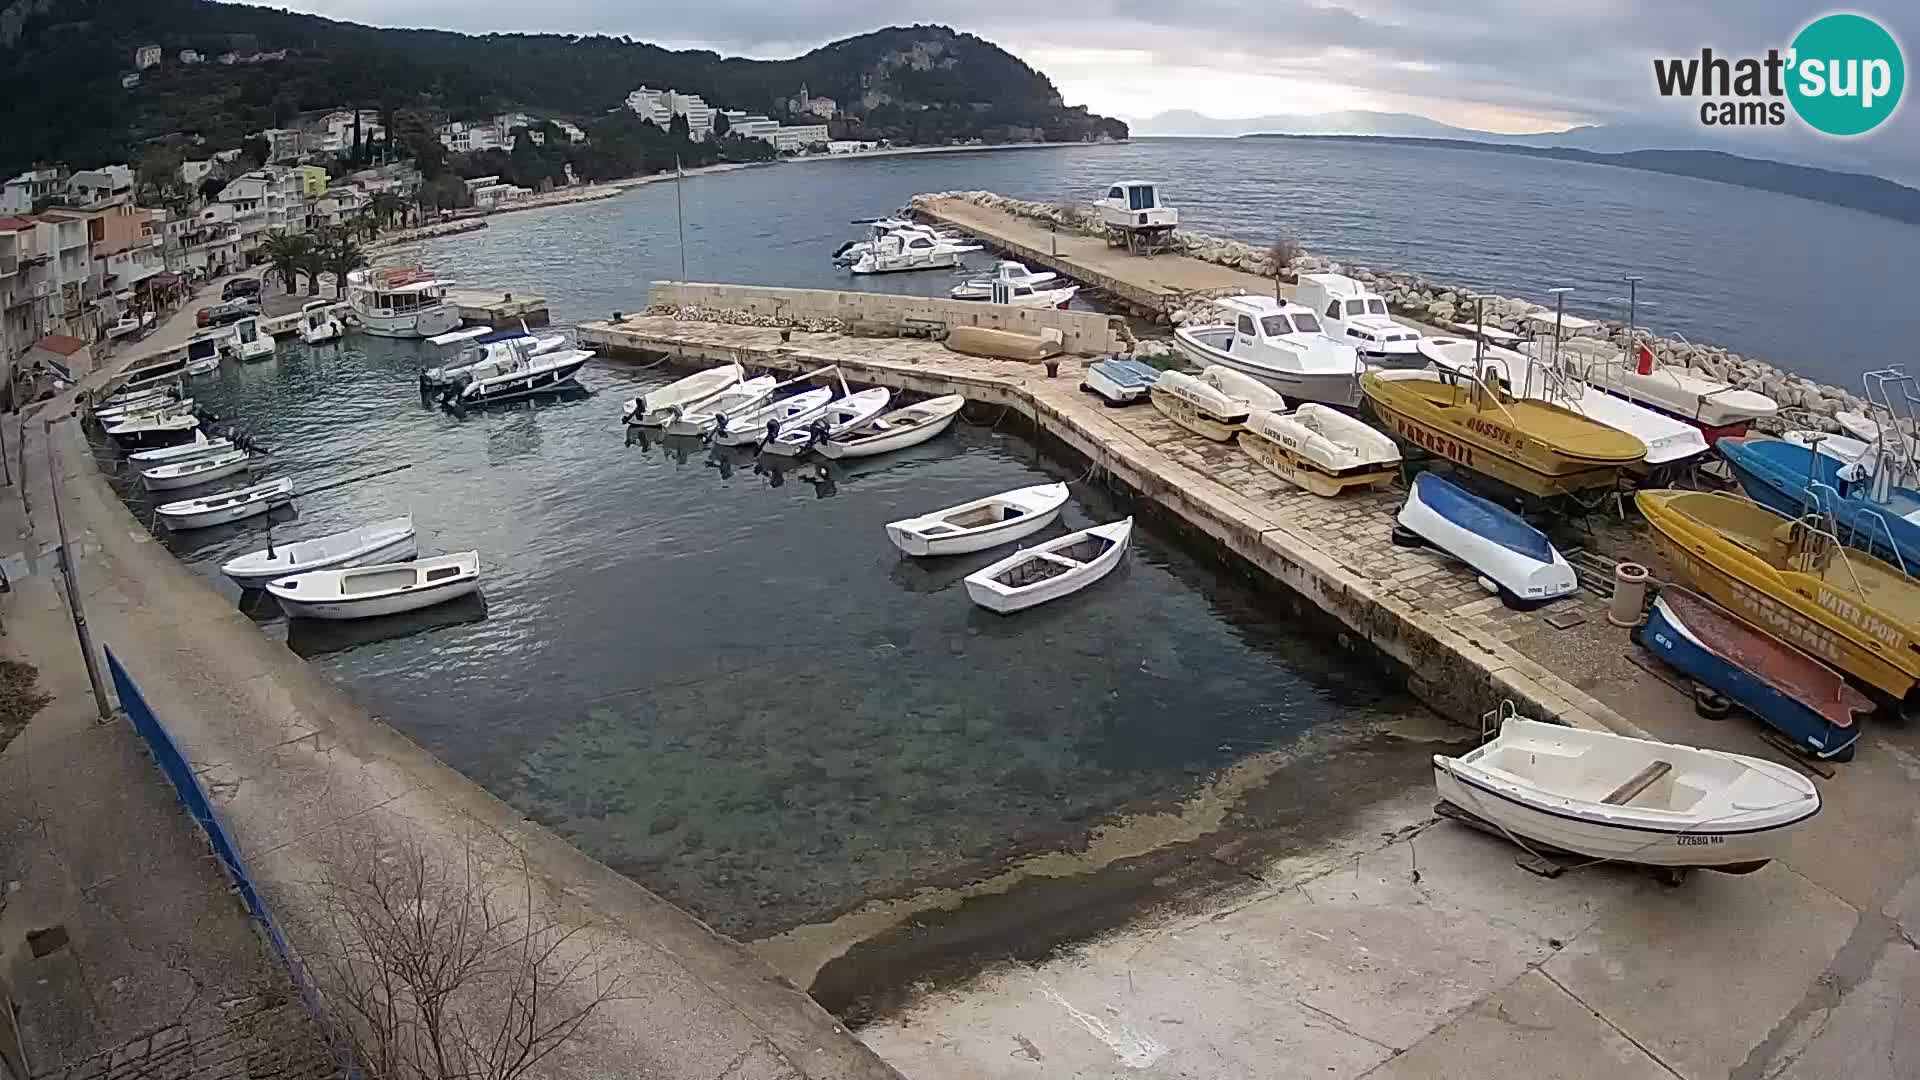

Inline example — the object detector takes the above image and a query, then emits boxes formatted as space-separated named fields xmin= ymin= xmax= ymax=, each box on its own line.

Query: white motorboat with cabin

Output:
xmin=849 ymin=229 xmax=981 ymax=275
xmin=711 ymin=387 xmax=835 ymax=447
xmin=1174 ymin=296 xmax=1364 ymax=408
xmin=832 ymin=219 xmax=966 ymax=265
xmin=1433 ymin=717 xmax=1820 ymax=874
xmin=983 ymin=279 xmax=1078 ymax=309
xmin=964 ymin=518 xmax=1132 ymax=614
xmin=1294 ymin=273 xmax=1424 ymax=365
xmin=621 ymin=363 xmax=744 ymax=426
xmin=663 ymin=376 xmax=778 ymax=437
xmin=154 ymin=476 xmax=294 ymax=530
xmin=949 ymin=260 xmax=1060 ymax=300
xmin=105 ymin=410 xmax=200 ymax=449
xmin=887 ymin=483 xmax=1070 ymax=557
xmin=441 ymin=346 xmax=592 ymax=407
xmin=184 ymin=326 xmax=236 ymax=374
xmin=1240 ymin=404 xmax=1401 ymax=496
xmin=224 ymin=316 xmax=274 ymax=362
xmin=1095 ymin=181 xmax=1177 ymax=254
xmin=222 ymin=516 xmax=418 ymax=589
xmin=140 ymin=449 xmax=253 ymax=491
xmin=267 ymin=551 xmax=479 ymax=621
xmin=299 ymin=301 xmax=344 ymax=345
xmin=421 ymin=327 xmax=568 ymax=389
xmin=1150 ymin=369 xmax=1250 ymax=441
xmin=348 ymin=266 xmax=461 ymax=339
xmin=764 ymin=388 xmax=893 ymax=456
xmin=817 ymin=395 xmax=964 ymax=459
xmin=128 ymin=433 xmax=235 ymax=466
xmin=117 ymin=353 xmax=190 ymax=393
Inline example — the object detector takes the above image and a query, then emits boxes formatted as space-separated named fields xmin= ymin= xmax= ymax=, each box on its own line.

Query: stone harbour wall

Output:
xmin=911 ymin=190 xmax=1884 ymax=433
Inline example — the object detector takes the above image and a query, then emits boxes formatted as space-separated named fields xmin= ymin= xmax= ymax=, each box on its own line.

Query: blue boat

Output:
xmin=1394 ymin=471 xmax=1577 ymax=607
xmin=1083 ymin=358 xmax=1161 ymax=405
xmin=1638 ymin=588 xmax=1867 ymax=761
xmin=1718 ymin=436 xmax=1920 ymax=571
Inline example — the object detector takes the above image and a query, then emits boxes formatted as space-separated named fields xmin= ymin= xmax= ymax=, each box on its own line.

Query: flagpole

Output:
xmin=675 ymin=155 xmax=687 ymax=282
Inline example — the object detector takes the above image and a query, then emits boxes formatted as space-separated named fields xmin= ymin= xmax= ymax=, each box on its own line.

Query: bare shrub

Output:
xmin=1267 ymin=234 xmax=1303 ymax=295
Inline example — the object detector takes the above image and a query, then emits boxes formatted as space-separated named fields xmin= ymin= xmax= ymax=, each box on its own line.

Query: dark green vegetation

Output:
xmin=0 ymin=0 xmax=1125 ymax=179
xmin=1243 ymin=133 xmax=1920 ymax=226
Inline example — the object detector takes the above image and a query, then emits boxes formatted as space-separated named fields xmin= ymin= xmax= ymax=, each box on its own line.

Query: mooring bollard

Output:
xmin=1043 ymin=359 xmax=1060 ymax=378
xmin=1609 ymin=562 xmax=1650 ymax=627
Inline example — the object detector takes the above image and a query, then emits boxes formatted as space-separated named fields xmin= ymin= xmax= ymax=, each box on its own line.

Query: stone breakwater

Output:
xmin=641 ymin=302 xmax=846 ymax=334
xmin=912 ymin=190 xmax=1886 ymax=432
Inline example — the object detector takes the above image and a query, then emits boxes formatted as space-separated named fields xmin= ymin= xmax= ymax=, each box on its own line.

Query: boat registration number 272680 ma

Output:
xmin=1677 ymin=834 xmax=1726 ymax=846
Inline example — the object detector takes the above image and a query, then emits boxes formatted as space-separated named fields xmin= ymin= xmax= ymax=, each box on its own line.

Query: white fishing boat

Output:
xmin=984 ymin=279 xmax=1078 ymax=309
xmin=443 ymin=348 xmax=593 ymax=407
xmin=1396 ymin=471 xmax=1576 ymax=607
xmin=221 ymin=516 xmax=418 ymax=589
xmin=764 ymin=388 xmax=893 ymax=456
xmin=1083 ymin=359 xmax=1160 ymax=405
xmin=1294 ymin=274 xmax=1424 ymax=365
xmin=710 ymin=387 xmax=835 ymax=447
xmin=299 ymin=301 xmax=344 ymax=345
xmin=154 ymin=477 xmax=294 ymax=530
xmin=1173 ymin=295 xmax=1363 ymax=407
xmin=886 ymin=482 xmax=1070 ymax=557
xmin=100 ymin=380 xmax=179 ymax=410
xmin=129 ymin=432 xmax=234 ymax=465
xmin=1197 ymin=365 xmax=1288 ymax=414
xmin=1240 ymin=404 xmax=1401 ymax=496
xmin=949 ymin=260 xmax=1059 ymax=300
xmin=663 ymin=376 xmax=778 ymax=437
xmin=95 ymin=388 xmax=182 ymax=422
xmin=1581 ymin=343 xmax=1779 ymax=439
xmin=98 ymin=396 xmax=194 ymax=426
xmin=421 ymin=328 xmax=568 ymax=388
xmin=1434 ymin=718 xmax=1820 ymax=874
xmin=106 ymin=410 xmax=200 ymax=449
xmin=964 ymin=518 xmax=1132 ymax=614
xmin=849 ymin=229 xmax=981 ymax=275
xmin=817 ymin=395 xmax=964 ymax=459
xmin=267 ymin=551 xmax=480 ymax=621
xmin=224 ymin=316 xmax=275 ymax=362
xmin=140 ymin=449 xmax=253 ymax=491
xmin=621 ymin=363 xmax=745 ymax=426
xmin=1149 ymin=369 xmax=1251 ymax=441
xmin=347 ymin=266 xmax=461 ymax=339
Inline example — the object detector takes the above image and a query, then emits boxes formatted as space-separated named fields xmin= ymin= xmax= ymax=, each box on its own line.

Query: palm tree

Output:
xmin=323 ymin=234 xmax=370 ymax=298
xmin=297 ymin=244 xmax=328 ymax=296
xmin=369 ymin=191 xmax=403 ymax=230
xmin=261 ymin=233 xmax=314 ymax=294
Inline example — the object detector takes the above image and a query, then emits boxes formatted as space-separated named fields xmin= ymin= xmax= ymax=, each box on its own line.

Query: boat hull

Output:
xmin=457 ymin=356 xmax=591 ymax=405
xmin=1149 ymin=384 xmax=1243 ymax=441
xmin=1239 ymin=424 xmax=1395 ymax=497
xmin=274 ymin=573 xmax=478 ymax=621
xmin=887 ymin=503 xmax=1062 ymax=556
xmin=1397 ymin=472 xmax=1577 ymax=604
xmin=1173 ymin=333 xmax=1361 ymax=408
xmin=224 ymin=533 xmax=418 ymax=589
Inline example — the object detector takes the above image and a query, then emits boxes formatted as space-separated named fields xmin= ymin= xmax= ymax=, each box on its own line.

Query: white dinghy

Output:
xmin=1434 ymin=718 xmax=1820 ymax=875
xmin=886 ymin=482 xmax=1069 ymax=557
xmin=711 ymin=387 xmax=835 ymax=447
xmin=818 ymin=395 xmax=964 ymax=459
xmin=664 ymin=376 xmax=778 ymax=437
xmin=154 ymin=477 xmax=294 ymax=530
xmin=964 ymin=518 xmax=1132 ymax=614
xmin=129 ymin=432 xmax=234 ymax=466
xmin=140 ymin=449 xmax=253 ymax=491
xmin=267 ymin=551 xmax=480 ymax=621
xmin=764 ymin=388 xmax=893 ymax=456
xmin=1240 ymin=404 xmax=1401 ymax=496
xmin=1197 ymin=365 xmax=1287 ymax=415
xmin=621 ymin=363 xmax=745 ymax=426
xmin=1150 ymin=369 xmax=1250 ymax=441
xmin=221 ymin=516 xmax=418 ymax=589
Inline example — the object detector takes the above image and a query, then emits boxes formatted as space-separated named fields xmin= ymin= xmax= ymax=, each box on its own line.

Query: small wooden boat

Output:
xmin=106 ymin=411 xmax=201 ymax=450
xmin=1362 ymin=369 xmax=1644 ymax=497
xmin=267 ymin=551 xmax=480 ymax=621
xmin=886 ymin=482 xmax=1069 ymax=557
xmin=944 ymin=326 xmax=1063 ymax=362
xmin=1083 ymin=359 xmax=1160 ymax=405
xmin=1638 ymin=589 xmax=1868 ymax=760
xmin=764 ymin=388 xmax=892 ymax=456
xmin=1434 ymin=718 xmax=1820 ymax=874
xmin=1396 ymin=471 xmax=1576 ymax=606
xmin=711 ymin=387 xmax=834 ymax=447
xmin=154 ymin=477 xmax=294 ymax=530
xmin=140 ymin=449 xmax=253 ymax=491
xmin=221 ymin=516 xmax=418 ymax=589
xmin=129 ymin=433 xmax=234 ymax=466
xmin=1197 ymin=365 xmax=1288 ymax=415
xmin=1150 ymin=369 xmax=1250 ymax=442
xmin=664 ymin=376 xmax=777 ymax=436
xmin=621 ymin=363 xmax=745 ymax=426
xmin=965 ymin=518 xmax=1132 ymax=613
xmin=1240 ymin=404 xmax=1400 ymax=496
xmin=98 ymin=396 xmax=194 ymax=424
xmin=818 ymin=395 xmax=964 ymax=459
xmin=1636 ymin=489 xmax=1920 ymax=703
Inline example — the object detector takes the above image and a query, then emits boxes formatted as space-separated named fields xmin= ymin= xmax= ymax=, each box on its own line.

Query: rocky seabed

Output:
xmin=912 ymin=190 xmax=1888 ymax=433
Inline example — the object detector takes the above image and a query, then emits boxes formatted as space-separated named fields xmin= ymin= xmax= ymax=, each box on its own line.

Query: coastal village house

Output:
xmin=134 ymin=44 xmax=161 ymax=70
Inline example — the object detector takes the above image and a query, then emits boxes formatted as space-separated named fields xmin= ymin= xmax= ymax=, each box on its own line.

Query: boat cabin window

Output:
xmin=1236 ymin=315 xmax=1257 ymax=337
xmin=1107 ymin=186 xmax=1125 ymax=200
xmin=1367 ymin=299 xmax=1388 ymax=315
xmin=1127 ymin=185 xmax=1155 ymax=211
xmin=1345 ymin=300 xmax=1366 ymax=316
xmin=1324 ymin=301 xmax=1341 ymax=320
xmin=1292 ymin=312 xmax=1322 ymax=333
xmin=907 ymin=237 xmax=932 ymax=250
xmin=1012 ymin=284 xmax=1034 ymax=297
xmin=1260 ymin=314 xmax=1295 ymax=336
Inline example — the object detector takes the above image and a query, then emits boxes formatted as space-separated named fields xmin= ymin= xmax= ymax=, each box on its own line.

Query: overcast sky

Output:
xmin=255 ymin=2 xmax=1914 ymax=164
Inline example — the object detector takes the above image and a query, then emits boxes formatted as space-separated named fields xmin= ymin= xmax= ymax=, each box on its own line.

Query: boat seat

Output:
xmin=1601 ymin=760 xmax=1673 ymax=806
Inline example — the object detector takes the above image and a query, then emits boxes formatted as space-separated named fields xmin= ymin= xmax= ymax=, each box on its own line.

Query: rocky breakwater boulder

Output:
xmin=642 ymin=303 xmax=844 ymax=334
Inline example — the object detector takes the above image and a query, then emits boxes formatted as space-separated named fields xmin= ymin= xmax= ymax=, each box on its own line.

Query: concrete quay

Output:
xmin=443 ymin=287 xmax=551 ymax=329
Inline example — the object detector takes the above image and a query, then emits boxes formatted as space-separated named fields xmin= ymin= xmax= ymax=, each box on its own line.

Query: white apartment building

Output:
xmin=722 ymin=111 xmax=780 ymax=141
xmin=261 ymin=128 xmax=304 ymax=163
xmin=1 ymin=168 xmax=68 ymax=213
xmin=0 ymin=216 xmax=57 ymax=370
xmin=179 ymin=159 xmax=216 ymax=187
xmin=318 ymin=110 xmax=386 ymax=155
xmin=67 ymin=165 xmax=133 ymax=204
xmin=772 ymin=124 xmax=831 ymax=153
xmin=135 ymin=45 xmax=161 ymax=69
xmin=625 ymin=87 xmax=671 ymax=126
xmin=625 ymin=86 xmax=717 ymax=139
xmin=437 ymin=121 xmax=504 ymax=154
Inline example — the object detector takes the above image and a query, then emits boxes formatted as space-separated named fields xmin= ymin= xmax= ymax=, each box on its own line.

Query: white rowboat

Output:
xmin=818 ymin=395 xmax=964 ymax=459
xmin=1434 ymin=718 xmax=1819 ymax=873
xmin=886 ymin=482 xmax=1069 ymax=557
xmin=964 ymin=518 xmax=1132 ymax=613
xmin=622 ymin=363 xmax=745 ymax=426
xmin=267 ymin=551 xmax=480 ymax=621
xmin=140 ymin=449 xmax=253 ymax=491
xmin=221 ymin=516 xmax=418 ymax=588
xmin=129 ymin=433 xmax=234 ymax=465
xmin=154 ymin=477 xmax=294 ymax=530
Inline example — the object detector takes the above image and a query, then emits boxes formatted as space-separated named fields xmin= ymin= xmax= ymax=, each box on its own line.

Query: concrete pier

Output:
xmin=444 ymin=287 xmax=550 ymax=328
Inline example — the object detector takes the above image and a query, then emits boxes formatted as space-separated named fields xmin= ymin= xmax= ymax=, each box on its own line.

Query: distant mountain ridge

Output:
xmin=1131 ymin=108 xmax=1591 ymax=142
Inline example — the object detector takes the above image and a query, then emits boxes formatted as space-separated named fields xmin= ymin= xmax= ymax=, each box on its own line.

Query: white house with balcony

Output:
xmin=180 ymin=49 xmax=203 ymax=64
xmin=135 ymin=44 xmax=162 ymax=69
xmin=317 ymin=110 xmax=386 ymax=155
xmin=1 ymin=167 xmax=68 ymax=213
xmin=67 ymin=165 xmax=134 ymax=205
xmin=553 ymin=120 xmax=587 ymax=144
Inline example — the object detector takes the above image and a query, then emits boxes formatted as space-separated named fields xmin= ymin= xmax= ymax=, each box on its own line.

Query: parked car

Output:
xmin=195 ymin=306 xmax=211 ymax=328
xmin=205 ymin=299 xmax=257 ymax=326
xmin=222 ymin=277 xmax=263 ymax=302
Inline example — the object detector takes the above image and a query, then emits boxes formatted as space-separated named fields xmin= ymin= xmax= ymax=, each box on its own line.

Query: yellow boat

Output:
xmin=1361 ymin=369 xmax=1645 ymax=497
xmin=1637 ymin=489 xmax=1920 ymax=703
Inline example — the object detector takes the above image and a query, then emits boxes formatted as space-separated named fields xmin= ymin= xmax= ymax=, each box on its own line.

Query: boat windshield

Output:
xmin=1260 ymin=315 xmax=1296 ymax=336
xmin=1292 ymin=312 xmax=1323 ymax=333
xmin=1367 ymin=299 xmax=1388 ymax=315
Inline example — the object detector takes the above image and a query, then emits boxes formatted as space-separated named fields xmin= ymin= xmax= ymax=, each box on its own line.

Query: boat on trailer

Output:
xmin=222 ymin=516 xmax=419 ymax=589
xmin=1149 ymin=369 xmax=1250 ymax=441
xmin=964 ymin=518 xmax=1132 ymax=613
xmin=621 ymin=363 xmax=745 ymax=427
xmin=886 ymin=483 xmax=1070 ymax=557
xmin=1434 ymin=717 xmax=1821 ymax=875
xmin=1395 ymin=471 xmax=1577 ymax=607
xmin=817 ymin=395 xmax=964 ymax=459
xmin=267 ymin=551 xmax=480 ymax=621
xmin=154 ymin=477 xmax=294 ymax=530
xmin=1083 ymin=359 xmax=1160 ymax=405
xmin=1239 ymin=404 xmax=1400 ymax=496
xmin=1581 ymin=342 xmax=1778 ymax=442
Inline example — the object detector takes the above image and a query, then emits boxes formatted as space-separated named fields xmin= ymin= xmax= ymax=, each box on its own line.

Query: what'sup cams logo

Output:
xmin=1653 ymin=13 xmax=1904 ymax=135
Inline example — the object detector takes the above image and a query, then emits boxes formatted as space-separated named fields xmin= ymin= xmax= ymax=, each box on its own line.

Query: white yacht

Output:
xmin=1172 ymin=295 xmax=1363 ymax=407
xmin=1294 ymin=274 xmax=1423 ymax=365
xmin=347 ymin=266 xmax=461 ymax=339
xmin=299 ymin=301 xmax=344 ymax=345
xmin=833 ymin=219 xmax=964 ymax=265
xmin=848 ymin=229 xmax=980 ymax=275
xmin=984 ymin=279 xmax=1078 ymax=309
xmin=224 ymin=316 xmax=275 ymax=362
xmin=950 ymin=261 xmax=1059 ymax=301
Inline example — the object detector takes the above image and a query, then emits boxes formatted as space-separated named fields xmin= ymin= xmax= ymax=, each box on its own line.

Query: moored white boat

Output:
xmin=764 ymin=388 xmax=893 ymax=456
xmin=886 ymin=482 xmax=1069 ymax=557
xmin=710 ymin=388 xmax=834 ymax=447
xmin=267 ymin=550 xmax=480 ymax=621
xmin=154 ymin=477 xmax=294 ymax=530
xmin=96 ymin=393 xmax=190 ymax=424
xmin=1240 ymin=404 xmax=1401 ymax=496
xmin=106 ymin=410 xmax=201 ymax=449
xmin=140 ymin=449 xmax=253 ymax=491
xmin=1149 ymin=369 xmax=1250 ymax=441
xmin=222 ymin=516 xmax=419 ymax=588
xmin=848 ymin=229 xmax=981 ymax=275
xmin=1396 ymin=471 xmax=1576 ymax=606
xmin=1434 ymin=718 xmax=1820 ymax=873
xmin=444 ymin=348 xmax=592 ymax=406
xmin=185 ymin=354 xmax=221 ymax=376
xmin=1172 ymin=296 xmax=1363 ymax=407
xmin=224 ymin=316 xmax=275 ymax=362
xmin=949 ymin=260 xmax=1059 ymax=300
xmin=299 ymin=301 xmax=344 ymax=345
xmin=663 ymin=376 xmax=778 ymax=437
xmin=422 ymin=329 xmax=568 ymax=388
xmin=129 ymin=433 xmax=234 ymax=465
xmin=621 ymin=363 xmax=745 ymax=426
xmin=964 ymin=518 xmax=1132 ymax=613
xmin=817 ymin=395 xmax=964 ymax=459
xmin=348 ymin=266 xmax=461 ymax=339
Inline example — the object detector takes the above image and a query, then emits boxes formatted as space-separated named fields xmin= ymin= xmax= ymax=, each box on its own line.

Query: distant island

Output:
xmin=1240 ymin=134 xmax=1920 ymax=226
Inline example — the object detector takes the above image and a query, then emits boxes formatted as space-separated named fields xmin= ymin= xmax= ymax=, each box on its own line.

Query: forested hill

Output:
xmin=0 ymin=0 xmax=1126 ymax=174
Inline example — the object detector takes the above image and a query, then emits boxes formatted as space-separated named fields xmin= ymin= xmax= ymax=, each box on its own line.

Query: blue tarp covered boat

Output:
xmin=1083 ymin=358 xmax=1161 ymax=405
xmin=1395 ymin=471 xmax=1576 ymax=607
xmin=1718 ymin=436 xmax=1920 ymax=571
